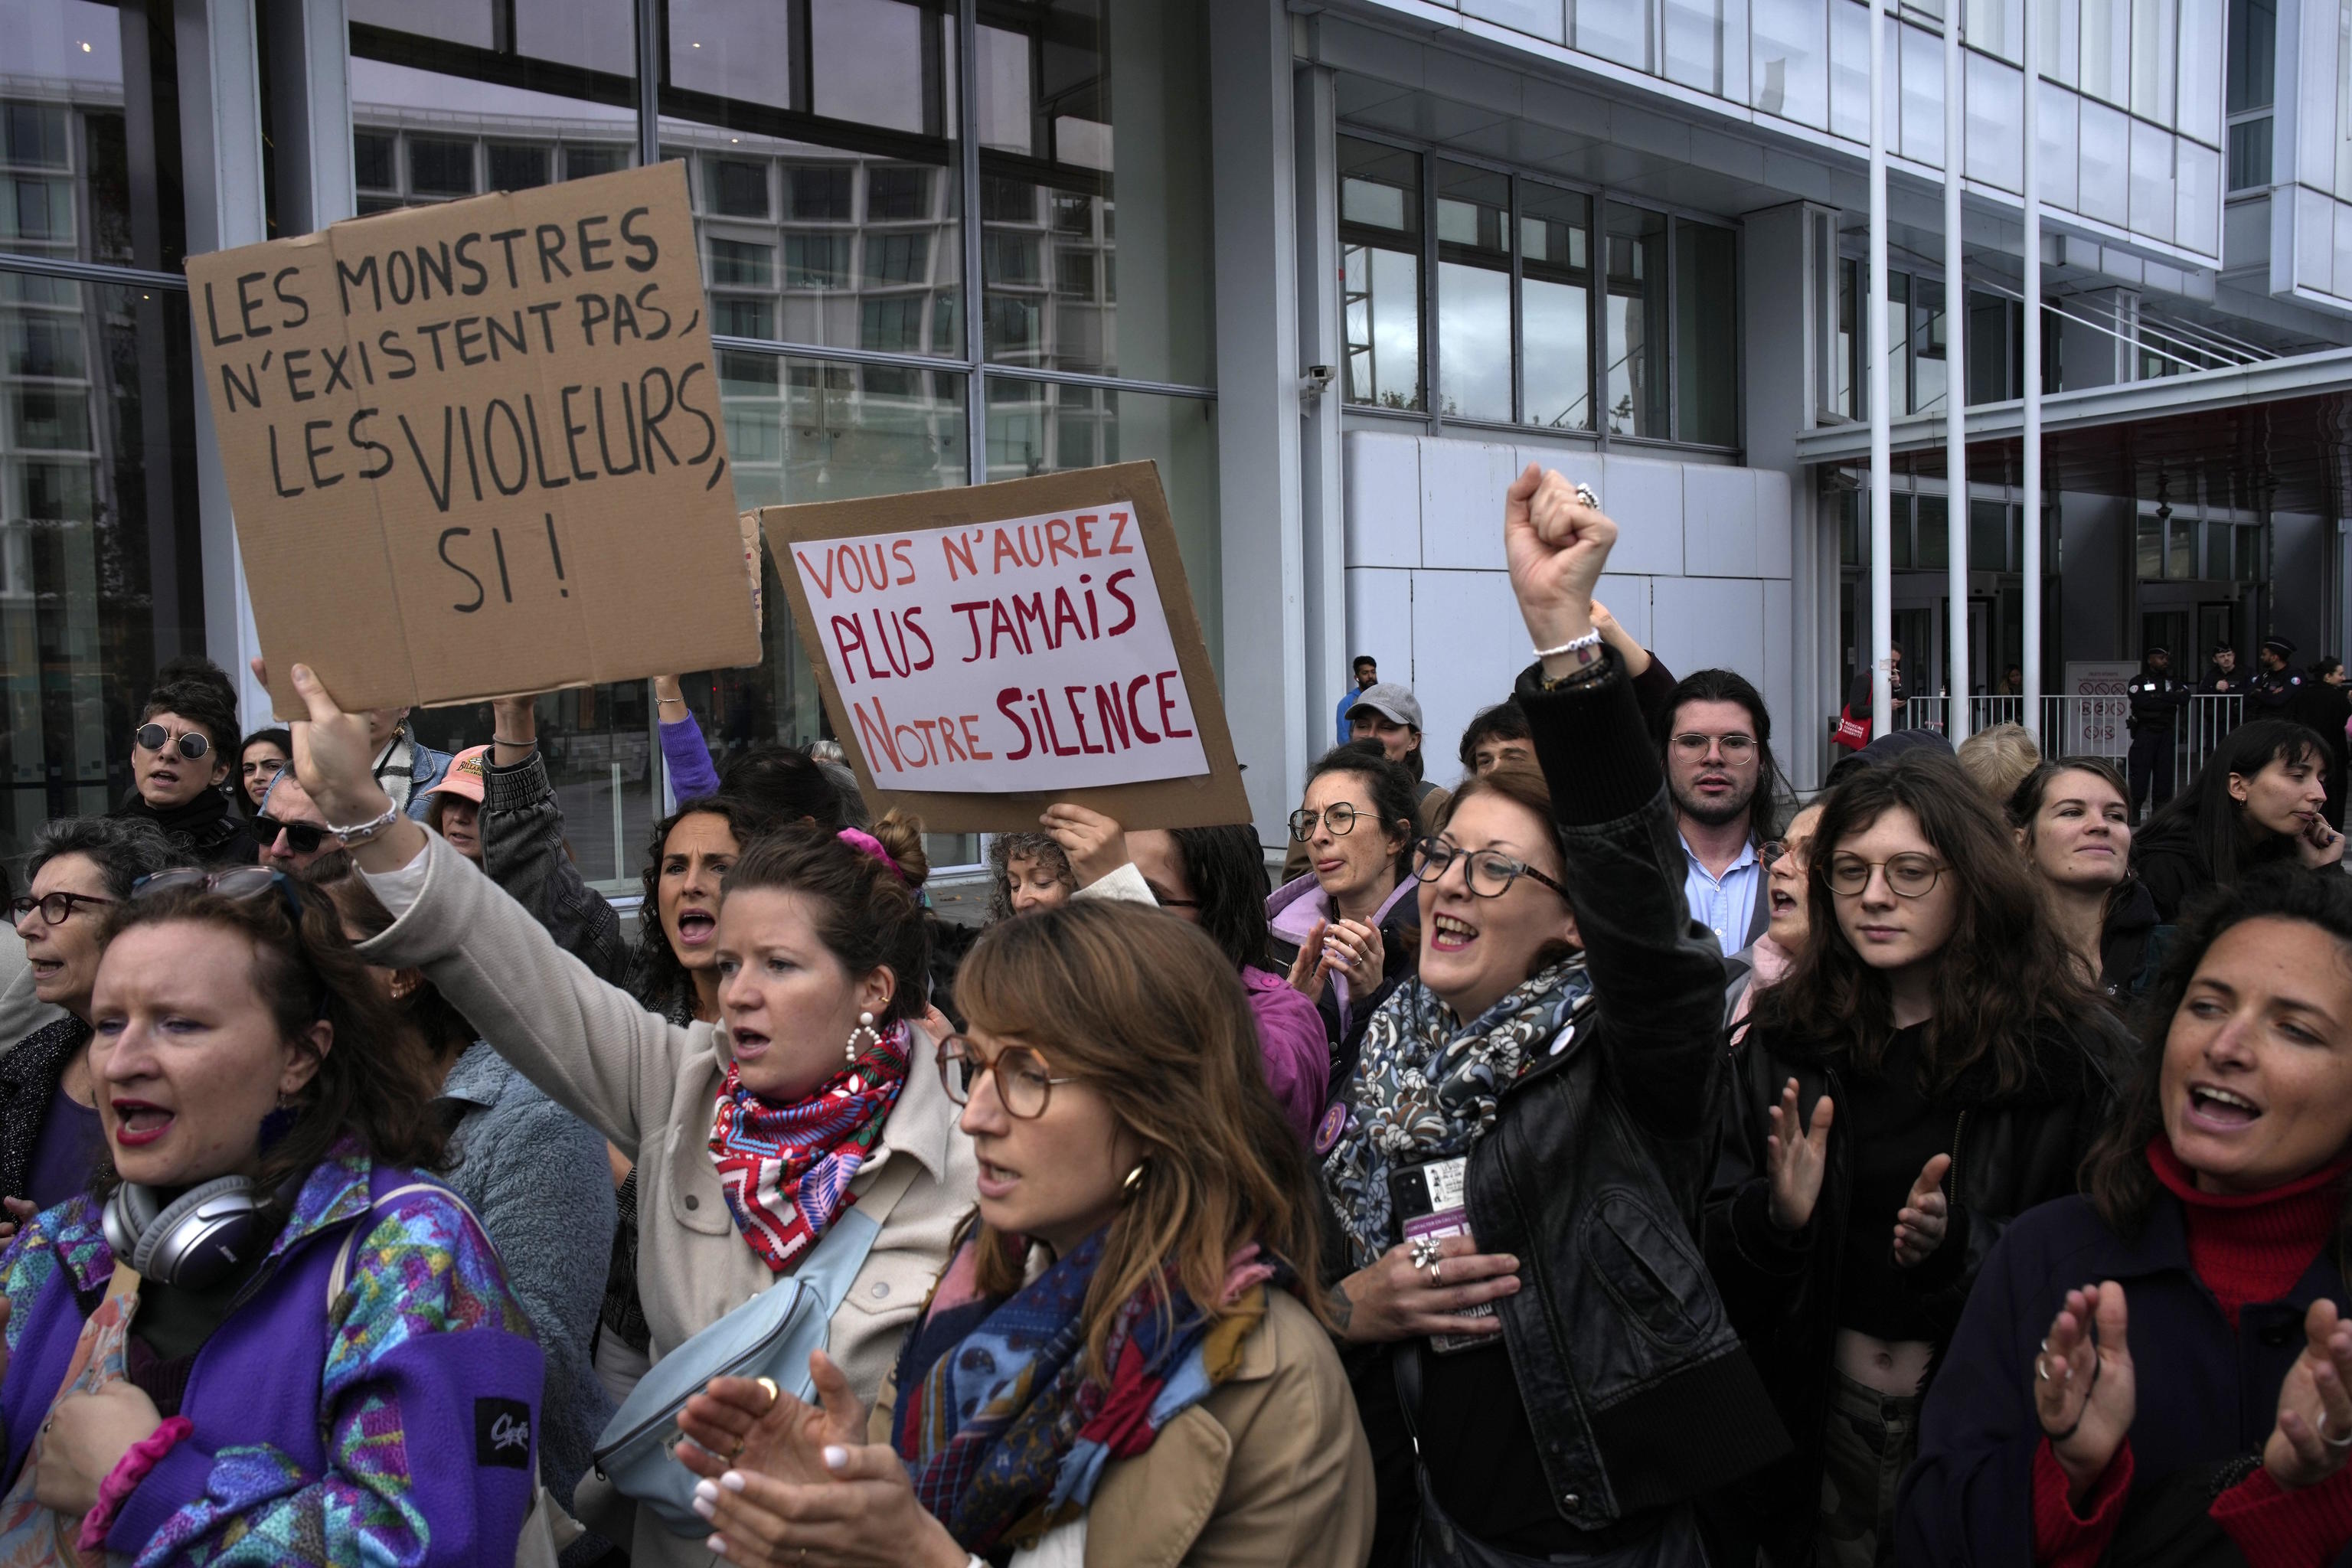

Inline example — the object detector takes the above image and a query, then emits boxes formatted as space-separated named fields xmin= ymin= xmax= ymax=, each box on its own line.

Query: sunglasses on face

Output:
xmin=135 ymin=724 xmax=210 ymax=761
xmin=10 ymin=891 xmax=116 ymax=927
xmin=253 ymin=814 xmax=328 ymax=855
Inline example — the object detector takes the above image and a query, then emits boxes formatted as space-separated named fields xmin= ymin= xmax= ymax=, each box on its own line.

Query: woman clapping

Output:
xmin=670 ymin=901 xmax=1371 ymax=1566
xmin=1903 ymin=867 xmax=2352 ymax=1566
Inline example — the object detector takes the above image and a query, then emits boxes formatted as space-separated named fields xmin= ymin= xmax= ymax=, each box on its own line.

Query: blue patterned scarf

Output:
xmin=1319 ymin=960 xmax=1590 ymax=1271
xmin=888 ymin=1230 xmax=1276 ymax=1552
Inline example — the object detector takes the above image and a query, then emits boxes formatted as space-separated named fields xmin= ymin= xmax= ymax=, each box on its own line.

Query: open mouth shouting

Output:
xmin=110 ymin=1099 xmax=175 ymax=1148
xmin=1769 ymin=887 xmax=1800 ymax=916
xmin=673 ymin=906 xmax=717 ymax=949
xmin=975 ymin=1154 xmax=1020 ymax=1200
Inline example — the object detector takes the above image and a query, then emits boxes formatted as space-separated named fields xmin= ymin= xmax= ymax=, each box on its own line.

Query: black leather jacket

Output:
xmin=1455 ymin=655 xmax=1787 ymax=1530
xmin=1707 ymin=1014 xmax=2118 ymax=1564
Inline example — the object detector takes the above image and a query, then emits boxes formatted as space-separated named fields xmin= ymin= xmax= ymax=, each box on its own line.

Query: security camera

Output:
xmin=1299 ymin=364 xmax=1336 ymax=397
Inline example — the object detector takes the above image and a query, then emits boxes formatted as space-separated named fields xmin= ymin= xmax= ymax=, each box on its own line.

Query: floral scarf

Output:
xmin=889 ymin=1232 xmax=1278 ymax=1553
xmin=707 ymin=1020 xmax=910 ymax=1272
xmin=1319 ymin=960 xmax=1591 ymax=1271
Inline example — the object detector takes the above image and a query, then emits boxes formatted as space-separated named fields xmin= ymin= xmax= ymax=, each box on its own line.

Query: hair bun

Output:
xmin=870 ymin=808 xmax=930 ymax=890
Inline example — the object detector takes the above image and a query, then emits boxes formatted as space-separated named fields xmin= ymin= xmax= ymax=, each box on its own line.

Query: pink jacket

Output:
xmin=1241 ymin=965 xmax=1332 ymax=1144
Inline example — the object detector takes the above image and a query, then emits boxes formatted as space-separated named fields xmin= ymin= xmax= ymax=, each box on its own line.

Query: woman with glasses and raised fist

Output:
xmin=1708 ymin=750 xmax=2124 ymax=1566
xmin=1268 ymin=745 xmax=1423 ymax=1087
xmin=1315 ymin=466 xmax=1786 ymax=1566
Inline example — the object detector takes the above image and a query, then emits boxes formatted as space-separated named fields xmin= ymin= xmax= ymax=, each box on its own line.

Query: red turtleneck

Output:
xmin=2034 ymin=1138 xmax=2352 ymax=1568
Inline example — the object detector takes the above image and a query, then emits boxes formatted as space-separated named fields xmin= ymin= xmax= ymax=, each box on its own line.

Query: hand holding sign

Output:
xmin=191 ymin=162 xmax=758 ymax=717
xmin=1041 ymin=803 xmax=1130 ymax=889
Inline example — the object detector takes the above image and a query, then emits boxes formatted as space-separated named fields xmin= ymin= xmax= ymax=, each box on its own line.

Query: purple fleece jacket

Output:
xmin=0 ymin=1145 xmax=543 ymax=1566
xmin=1242 ymin=965 xmax=1331 ymax=1143
xmin=660 ymin=714 xmax=720 ymax=802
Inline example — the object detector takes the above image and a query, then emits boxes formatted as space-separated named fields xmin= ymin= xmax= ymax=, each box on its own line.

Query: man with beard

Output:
xmin=1659 ymin=669 xmax=1782 ymax=957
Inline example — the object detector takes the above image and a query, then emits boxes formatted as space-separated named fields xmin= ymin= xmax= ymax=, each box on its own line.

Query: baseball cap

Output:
xmin=422 ymin=744 xmax=489 ymax=805
xmin=1348 ymin=682 xmax=1424 ymax=732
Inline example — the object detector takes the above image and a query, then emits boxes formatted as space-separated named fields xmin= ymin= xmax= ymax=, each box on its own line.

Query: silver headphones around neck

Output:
xmin=101 ymin=1175 xmax=264 ymax=1289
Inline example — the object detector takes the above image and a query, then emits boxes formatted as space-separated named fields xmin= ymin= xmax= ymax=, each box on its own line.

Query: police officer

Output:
xmin=2198 ymin=644 xmax=2242 ymax=695
xmin=2127 ymin=645 xmax=2193 ymax=818
xmin=2251 ymin=635 xmax=2304 ymax=714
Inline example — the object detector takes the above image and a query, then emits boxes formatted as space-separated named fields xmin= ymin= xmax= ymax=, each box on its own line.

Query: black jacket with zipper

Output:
xmin=1437 ymin=652 xmax=1788 ymax=1533
xmin=1705 ymin=1012 xmax=2120 ymax=1565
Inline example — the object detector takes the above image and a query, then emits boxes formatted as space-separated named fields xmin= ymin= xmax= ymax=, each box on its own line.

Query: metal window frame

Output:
xmin=1331 ymin=122 xmax=1745 ymax=453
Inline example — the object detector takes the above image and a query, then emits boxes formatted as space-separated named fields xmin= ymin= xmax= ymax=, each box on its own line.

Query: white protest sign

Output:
xmin=764 ymin=462 xmax=1249 ymax=832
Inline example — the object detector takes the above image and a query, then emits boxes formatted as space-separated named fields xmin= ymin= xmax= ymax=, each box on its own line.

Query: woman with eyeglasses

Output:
xmin=0 ymin=864 xmax=545 ymax=1566
xmin=665 ymin=898 xmax=1374 ymax=1568
xmin=1317 ymin=467 xmax=1786 ymax=1566
xmin=2006 ymin=760 xmax=2163 ymax=999
xmin=257 ymin=658 xmax=975 ymax=1568
xmin=107 ymin=674 xmax=256 ymax=869
xmin=5 ymin=820 xmax=171 ymax=1228
xmin=235 ymin=729 xmax=292 ymax=818
xmin=1729 ymin=802 xmax=1824 ymax=1027
xmin=1708 ymin=750 xmax=2122 ymax=1567
xmin=1269 ymin=746 xmax=1423 ymax=1088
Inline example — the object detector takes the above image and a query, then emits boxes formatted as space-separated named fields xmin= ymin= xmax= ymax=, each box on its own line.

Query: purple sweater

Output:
xmin=660 ymin=714 xmax=720 ymax=802
xmin=1243 ymin=966 xmax=1331 ymax=1143
xmin=1 ymin=1146 xmax=543 ymax=1566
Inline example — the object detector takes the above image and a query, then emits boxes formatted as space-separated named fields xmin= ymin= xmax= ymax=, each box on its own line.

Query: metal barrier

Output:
xmin=1896 ymin=694 xmax=2246 ymax=787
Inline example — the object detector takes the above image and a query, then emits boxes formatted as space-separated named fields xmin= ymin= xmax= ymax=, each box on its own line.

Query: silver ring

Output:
xmin=1574 ymin=482 xmax=1599 ymax=509
xmin=2035 ymin=1359 xmax=2052 ymax=1383
xmin=2322 ymin=1412 xmax=2352 ymax=1449
xmin=1409 ymin=1235 xmax=1443 ymax=1273
xmin=1426 ymin=1261 xmax=1443 ymax=1287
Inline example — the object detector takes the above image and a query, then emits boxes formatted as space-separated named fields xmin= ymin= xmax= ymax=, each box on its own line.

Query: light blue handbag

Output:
xmin=590 ymin=1197 xmax=893 ymax=1537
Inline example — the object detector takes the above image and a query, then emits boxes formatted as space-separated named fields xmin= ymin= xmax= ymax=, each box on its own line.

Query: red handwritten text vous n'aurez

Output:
xmin=939 ymin=512 xmax=1135 ymax=583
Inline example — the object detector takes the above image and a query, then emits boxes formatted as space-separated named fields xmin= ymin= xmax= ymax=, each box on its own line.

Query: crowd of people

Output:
xmin=8 ymin=467 xmax=2352 ymax=1568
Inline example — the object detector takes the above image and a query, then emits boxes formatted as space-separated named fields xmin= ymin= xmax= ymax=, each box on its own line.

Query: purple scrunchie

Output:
xmin=838 ymin=827 xmax=906 ymax=883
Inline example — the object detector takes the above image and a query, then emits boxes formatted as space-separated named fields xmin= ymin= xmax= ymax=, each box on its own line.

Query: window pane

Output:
xmin=1575 ymin=0 xmax=1649 ymax=70
xmin=2206 ymin=523 xmax=2235 ymax=580
xmin=985 ymin=377 xmax=1220 ymax=668
xmin=2229 ymin=115 xmax=2274 ymax=188
xmin=1753 ymin=0 xmax=1829 ymax=127
xmin=350 ymin=0 xmax=639 ymax=218
xmin=686 ymin=353 xmax=972 ymax=865
xmin=2166 ymin=514 xmax=2195 ymax=579
xmin=1972 ymin=500 xmax=2010 ymax=570
xmin=975 ymin=0 xmax=1213 ymax=384
xmin=1435 ymin=161 xmax=1511 ymax=423
xmin=2235 ymin=524 xmax=2261 ymax=580
xmin=2228 ymin=0 xmax=2276 ymax=113
xmin=1664 ymin=0 xmax=1724 ymax=93
xmin=1340 ymin=136 xmax=1423 ymax=411
xmin=1910 ymin=276 xmax=1948 ymax=416
xmin=2132 ymin=0 xmax=2177 ymax=122
xmin=658 ymin=0 xmax=962 ymax=361
xmin=2 ymin=2 xmax=188 ymax=270
xmin=1520 ymin=183 xmax=1591 ymax=430
xmin=1674 ymin=220 xmax=1736 ymax=444
xmin=1966 ymin=290 xmax=2012 ymax=403
xmin=1604 ymin=204 xmax=1668 ymax=438
xmin=2136 ymin=514 xmax=2164 ymax=577
xmin=0 ymin=276 xmax=203 ymax=858
xmin=1916 ymin=495 xmax=1949 ymax=570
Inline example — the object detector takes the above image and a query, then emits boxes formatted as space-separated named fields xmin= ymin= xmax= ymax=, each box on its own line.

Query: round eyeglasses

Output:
xmin=1289 ymin=803 xmax=1364 ymax=841
xmin=936 ymin=1035 xmax=1080 ymax=1120
xmin=10 ymin=891 xmax=116 ymax=927
xmin=1823 ymin=854 xmax=1946 ymax=900
xmin=1410 ymin=837 xmax=1569 ymax=900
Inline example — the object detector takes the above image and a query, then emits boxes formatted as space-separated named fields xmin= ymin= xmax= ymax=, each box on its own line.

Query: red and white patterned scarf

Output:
xmin=707 ymin=1020 xmax=912 ymax=1272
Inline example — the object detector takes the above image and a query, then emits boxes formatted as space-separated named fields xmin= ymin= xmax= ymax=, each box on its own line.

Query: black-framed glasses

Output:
xmin=1410 ymin=837 xmax=1569 ymax=900
xmin=9 ymin=892 xmax=116 ymax=927
xmin=1824 ymin=854 xmax=1947 ymax=899
xmin=936 ymin=1034 xmax=1079 ymax=1120
xmin=253 ymin=814 xmax=328 ymax=855
xmin=134 ymin=724 xmax=210 ymax=760
xmin=132 ymin=867 xmax=305 ymax=924
xmin=1289 ymin=803 xmax=1364 ymax=840
xmin=1669 ymin=733 xmax=1757 ymax=765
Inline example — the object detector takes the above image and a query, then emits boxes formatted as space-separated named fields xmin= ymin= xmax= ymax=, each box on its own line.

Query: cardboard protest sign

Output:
xmin=186 ymin=161 xmax=760 ymax=716
xmin=764 ymin=463 xmax=1250 ymax=832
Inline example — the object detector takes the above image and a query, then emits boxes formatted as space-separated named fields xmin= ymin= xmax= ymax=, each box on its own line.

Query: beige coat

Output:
xmin=877 ymin=1289 xmax=1375 ymax=1568
xmin=360 ymin=833 xmax=977 ymax=1567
